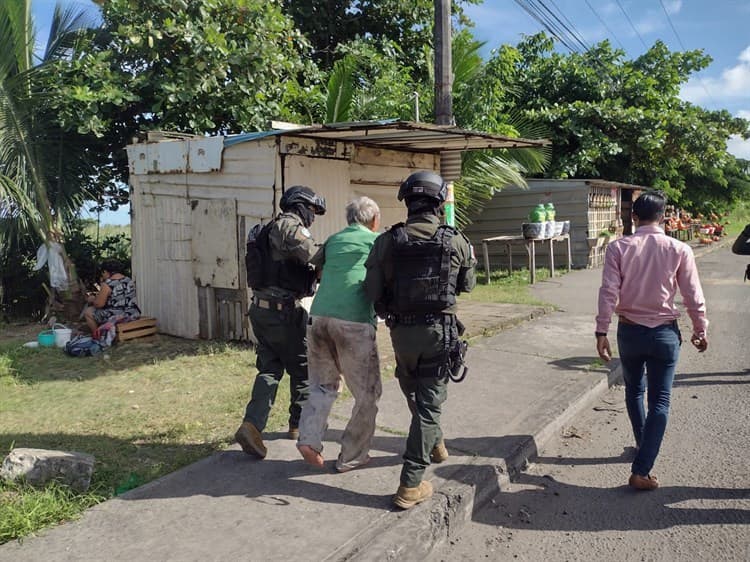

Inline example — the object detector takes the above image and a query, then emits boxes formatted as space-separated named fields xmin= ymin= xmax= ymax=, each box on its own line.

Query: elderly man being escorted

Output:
xmin=297 ymin=196 xmax=383 ymax=472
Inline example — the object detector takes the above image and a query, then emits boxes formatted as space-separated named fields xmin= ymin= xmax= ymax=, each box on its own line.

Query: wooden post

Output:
xmin=482 ymin=240 xmax=491 ymax=285
xmin=549 ymin=237 xmax=556 ymax=278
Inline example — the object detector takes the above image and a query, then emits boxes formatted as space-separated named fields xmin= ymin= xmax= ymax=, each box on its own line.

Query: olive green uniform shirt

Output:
xmin=254 ymin=212 xmax=318 ymax=301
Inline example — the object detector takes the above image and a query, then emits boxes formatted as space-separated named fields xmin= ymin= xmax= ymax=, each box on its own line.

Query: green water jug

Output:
xmin=544 ymin=202 xmax=556 ymax=221
xmin=529 ymin=204 xmax=546 ymax=222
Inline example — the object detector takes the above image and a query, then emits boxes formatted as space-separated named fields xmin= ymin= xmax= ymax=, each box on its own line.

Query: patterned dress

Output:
xmin=92 ymin=276 xmax=140 ymax=325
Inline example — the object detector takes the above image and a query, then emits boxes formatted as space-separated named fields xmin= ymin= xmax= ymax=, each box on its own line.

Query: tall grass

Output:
xmin=0 ymin=480 xmax=104 ymax=544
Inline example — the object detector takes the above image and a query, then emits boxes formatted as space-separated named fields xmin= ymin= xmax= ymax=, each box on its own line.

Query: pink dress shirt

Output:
xmin=596 ymin=224 xmax=708 ymax=337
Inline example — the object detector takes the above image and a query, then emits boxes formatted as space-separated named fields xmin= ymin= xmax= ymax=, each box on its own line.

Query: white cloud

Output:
xmin=664 ymin=0 xmax=683 ymax=15
xmin=681 ymin=45 xmax=750 ymax=105
xmin=727 ymin=135 xmax=750 ymax=159
xmin=634 ymin=15 xmax=664 ymax=36
xmin=728 ymin=109 xmax=750 ymax=159
xmin=599 ymin=2 xmax=620 ymax=18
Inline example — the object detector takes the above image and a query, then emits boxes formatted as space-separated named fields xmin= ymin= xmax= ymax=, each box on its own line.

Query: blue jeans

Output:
xmin=617 ymin=321 xmax=681 ymax=477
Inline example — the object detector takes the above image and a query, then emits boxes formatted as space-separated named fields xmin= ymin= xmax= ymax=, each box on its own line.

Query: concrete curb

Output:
xmin=341 ymin=361 xmax=624 ymax=561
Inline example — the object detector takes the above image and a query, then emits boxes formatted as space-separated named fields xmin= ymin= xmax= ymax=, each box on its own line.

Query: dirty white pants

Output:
xmin=298 ymin=316 xmax=381 ymax=470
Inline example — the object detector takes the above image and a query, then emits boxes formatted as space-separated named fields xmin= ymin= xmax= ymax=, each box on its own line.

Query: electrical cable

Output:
xmin=614 ymin=0 xmax=648 ymax=50
xmin=584 ymin=0 xmax=626 ymax=51
xmin=657 ymin=0 xmax=717 ymax=107
xmin=547 ymin=0 xmax=591 ymax=52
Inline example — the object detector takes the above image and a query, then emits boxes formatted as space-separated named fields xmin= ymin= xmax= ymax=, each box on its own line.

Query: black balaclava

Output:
xmin=287 ymin=203 xmax=316 ymax=227
xmin=406 ymin=196 xmax=442 ymax=218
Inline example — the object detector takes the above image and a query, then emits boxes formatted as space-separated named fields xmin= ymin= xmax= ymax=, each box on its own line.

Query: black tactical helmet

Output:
xmin=280 ymin=185 xmax=327 ymax=215
xmin=397 ymin=171 xmax=447 ymax=203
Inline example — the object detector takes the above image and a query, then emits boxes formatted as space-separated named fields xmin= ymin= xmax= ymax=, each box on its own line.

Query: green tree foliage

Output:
xmin=60 ymin=0 xmax=315 ymax=199
xmin=504 ymin=33 xmax=750 ymax=209
xmin=282 ymin=0 xmax=478 ymax=76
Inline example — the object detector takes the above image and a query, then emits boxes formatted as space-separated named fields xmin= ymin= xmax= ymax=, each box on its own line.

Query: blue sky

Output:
xmin=32 ymin=0 xmax=750 ymax=224
xmin=465 ymin=0 xmax=750 ymax=157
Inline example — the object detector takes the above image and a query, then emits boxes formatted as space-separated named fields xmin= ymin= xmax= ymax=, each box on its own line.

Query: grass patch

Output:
xmin=0 ymin=480 xmax=104 ymax=544
xmin=0 ymin=335 xmax=290 ymax=544
xmin=466 ymin=267 xmax=561 ymax=306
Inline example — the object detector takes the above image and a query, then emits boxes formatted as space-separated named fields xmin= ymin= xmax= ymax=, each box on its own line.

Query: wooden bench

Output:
xmin=116 ymin=317 xmax=158 ymax=342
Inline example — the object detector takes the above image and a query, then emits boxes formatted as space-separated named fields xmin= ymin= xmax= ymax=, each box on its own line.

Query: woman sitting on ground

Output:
xmin=83 ymin=259 xmax=140 ymax=333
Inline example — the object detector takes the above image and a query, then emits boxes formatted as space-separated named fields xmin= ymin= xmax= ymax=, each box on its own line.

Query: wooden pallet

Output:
xmin=116 ymin=317 xmax=158 ymax=342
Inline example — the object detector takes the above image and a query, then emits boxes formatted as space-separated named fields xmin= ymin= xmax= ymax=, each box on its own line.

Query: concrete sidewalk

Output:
xmin=4 ymin=235 xmax=719 ymax=562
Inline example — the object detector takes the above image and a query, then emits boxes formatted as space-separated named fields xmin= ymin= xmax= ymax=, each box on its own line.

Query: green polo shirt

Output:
xmin=310 ymin=223 xmax=379 ymax=325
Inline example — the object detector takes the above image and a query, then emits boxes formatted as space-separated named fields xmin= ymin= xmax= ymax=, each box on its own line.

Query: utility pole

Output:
xmin=433 ymin=0 xmax=453 ymax=126
xmin=434 ymin=0 xmax=459 ymax=225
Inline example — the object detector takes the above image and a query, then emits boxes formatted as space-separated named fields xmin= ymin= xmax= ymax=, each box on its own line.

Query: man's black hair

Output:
xmin=632 ymin=191 xmax=667 ymax=223
xmin=100 ymin=259 xmax=124 ymax=275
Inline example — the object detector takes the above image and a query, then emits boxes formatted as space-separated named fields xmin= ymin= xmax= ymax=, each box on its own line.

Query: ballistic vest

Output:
xmin=245 ymin=218 xmax=316 ymax=298
xmin=386 ymin=223 xmax=458 ymax=314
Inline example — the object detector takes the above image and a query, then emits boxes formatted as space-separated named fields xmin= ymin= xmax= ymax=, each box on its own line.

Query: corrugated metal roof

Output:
xmin=223 ymin=120 xmax=548 ymax=152
xmin=584 ymin=179 xmax=650 ymax=191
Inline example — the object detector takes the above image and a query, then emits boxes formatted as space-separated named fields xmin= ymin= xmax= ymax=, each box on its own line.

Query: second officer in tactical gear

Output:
xmin=363 ymin=171 xmax=476 ymax=509
xmin=235 ymin=185 xmax=326 ymax=459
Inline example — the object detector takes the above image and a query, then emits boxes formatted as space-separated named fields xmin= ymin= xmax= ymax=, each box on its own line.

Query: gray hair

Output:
xmin=346 ymin=196 xmax=380 ymax=226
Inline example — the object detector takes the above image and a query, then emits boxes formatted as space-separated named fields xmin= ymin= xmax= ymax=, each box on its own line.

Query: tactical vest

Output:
xmin=386 ymin=223 xmax=458 ymax=314
xmin=245 ymin=219 xmax=316 ymax=298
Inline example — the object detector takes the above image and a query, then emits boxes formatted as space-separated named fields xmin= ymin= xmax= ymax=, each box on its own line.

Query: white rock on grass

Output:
xmin=1 ymin=448 xmax=95 ymax=492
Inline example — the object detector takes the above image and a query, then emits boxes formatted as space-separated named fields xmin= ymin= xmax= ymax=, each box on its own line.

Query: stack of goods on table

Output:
xmin=522 ymin=203 xmax=570 ymax=239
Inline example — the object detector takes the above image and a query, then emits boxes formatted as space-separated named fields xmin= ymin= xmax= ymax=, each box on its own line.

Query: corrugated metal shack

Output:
xmin=125 ymin=120 xmax=545 ymax=341
xmin=463 ymin=179 xmax=647 ymax=271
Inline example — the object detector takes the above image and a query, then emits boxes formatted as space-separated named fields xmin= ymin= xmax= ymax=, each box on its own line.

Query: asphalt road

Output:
xmin=433 ymin=244 xmax=750 ymax=561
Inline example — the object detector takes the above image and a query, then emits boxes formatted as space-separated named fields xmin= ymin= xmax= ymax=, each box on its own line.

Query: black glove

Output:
xmin=745 ymin=264 xmax=750 ymax=282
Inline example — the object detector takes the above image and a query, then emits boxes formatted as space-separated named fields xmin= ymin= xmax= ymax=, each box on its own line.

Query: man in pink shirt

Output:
xmin=596 ymin=191 xmax=708 ymax=491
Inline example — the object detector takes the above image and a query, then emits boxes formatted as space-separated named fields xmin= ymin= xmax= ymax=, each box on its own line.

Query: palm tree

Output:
xmin=319 ymin=30 xmax=549 ymax=228
xmin=449 ymin=33 xmax=550 ymax=228
xmin=0 ymin=1 xmax=95 ymax=315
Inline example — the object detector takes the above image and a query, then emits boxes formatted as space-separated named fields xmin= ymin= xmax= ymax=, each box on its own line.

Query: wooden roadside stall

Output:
xmin=125 ymin=120 xmax=546 ymax=341
xmin=463 ymin=179 xmax=647 ymax=275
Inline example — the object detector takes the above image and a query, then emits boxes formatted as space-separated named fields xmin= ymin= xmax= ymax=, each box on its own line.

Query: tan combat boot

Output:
xmin=430 ymin=440 xmax=449 ymax=463
xmin=393 ymin=480 xmax=433 ymax=509
xmin=235 ymin=421 xmax=267 ymax=459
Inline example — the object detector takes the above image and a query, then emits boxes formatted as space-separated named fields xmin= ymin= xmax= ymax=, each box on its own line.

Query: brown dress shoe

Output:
xmin=287 ymin=426 xmax=299 ymax=440
xmin=235 ymin=422 xmax=267 ymax=459
xmin=393 ymin=480 xmax=433 ymax=509
xmin=430 ymin=440 xmax=449 ymax=464
xmin=629 ymin=473 xmax=659 ymax=490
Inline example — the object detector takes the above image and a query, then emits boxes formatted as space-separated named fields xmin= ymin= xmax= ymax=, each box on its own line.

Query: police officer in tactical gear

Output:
xmin=364 ymin=171 xmax=476 ymax=509
xmin=235 ymin=185 xmax=326 ymax=459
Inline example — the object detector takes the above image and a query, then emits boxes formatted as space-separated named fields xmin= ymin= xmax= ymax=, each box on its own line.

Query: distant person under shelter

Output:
xmin=83 ymin=259 xmax=140 ymax=333
xmin=297 ymin=196 xmax=382 ymax=472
